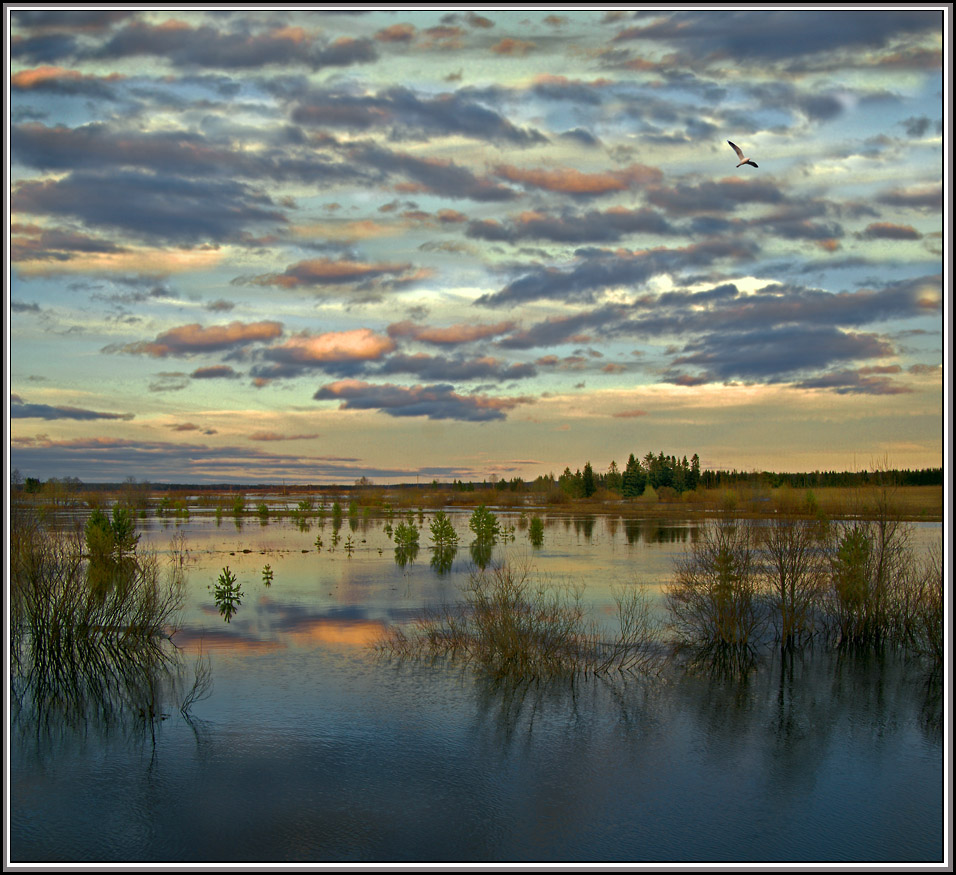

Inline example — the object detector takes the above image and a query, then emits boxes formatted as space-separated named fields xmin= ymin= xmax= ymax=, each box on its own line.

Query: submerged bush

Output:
xmin=665 ymin=503 xmax=940 ymax=666
xmin=665 ymin=521 xmax=762 ymax=656
xmin=756 ymin=514 xmax=827 ymax=647
xmin=528 ymin=515 xmax=545 ymax=547
xmin=12 ymin=511 xmax=185 ymax=662
xmin=376 ymin=563 xmax=662 ymax=681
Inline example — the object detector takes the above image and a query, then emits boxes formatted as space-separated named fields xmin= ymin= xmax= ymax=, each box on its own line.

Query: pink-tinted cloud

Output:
xmin=265 ymin=329 xmax=396 ymax=365
xmin=250 ymin=257 xmax=416 ymax=290
xmin=494 ymin=162 xmax=662 ymax=196
xmin=115 ymin=320 xmax=283 ymax=357
xmin=11 ymin=65 xmax=124 ymax=89
xmin=613 ymin=409 xmax=648 ymax=418
xmin=860 ymin=222 xmax=922 ymax=240
xmin=387 ymin=319 xmax=516 ymax=345
xmin=375 ymin=23 xmax=416 ymax=42
xmin=491 ymin=38 xmax=536 ymax=56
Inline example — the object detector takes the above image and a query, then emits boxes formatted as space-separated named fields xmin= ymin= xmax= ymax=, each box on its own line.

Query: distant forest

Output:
xmin=13 ymin=456 xmax=944 ymax=498
xmin=455 ymin=452 xmax=943 ymax=499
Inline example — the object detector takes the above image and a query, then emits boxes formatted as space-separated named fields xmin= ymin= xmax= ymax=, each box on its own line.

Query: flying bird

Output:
xmin=728 ymin=140 xmax=758 ymax=168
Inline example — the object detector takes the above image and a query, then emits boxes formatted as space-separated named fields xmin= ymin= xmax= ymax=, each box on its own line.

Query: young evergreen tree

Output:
xmin=605 ymin=461 xmax=623 ymax=495
xmin=623 ymin=454 xmax=646 ymax=498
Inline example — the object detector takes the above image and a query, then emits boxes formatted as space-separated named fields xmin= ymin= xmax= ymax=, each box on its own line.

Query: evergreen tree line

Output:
xmin=553 ymin=452 xmax=702 ymax=499
xmin=461 ymin=459 xmax=942 ymax=499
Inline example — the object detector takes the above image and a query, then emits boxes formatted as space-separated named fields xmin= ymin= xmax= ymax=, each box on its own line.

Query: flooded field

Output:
xmin=9 ymin=508 xmax=945 ymax=864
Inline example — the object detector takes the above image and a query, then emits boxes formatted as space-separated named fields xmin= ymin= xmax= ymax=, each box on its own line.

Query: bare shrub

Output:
xmin=823 ymin=486 xmax=914 ymax=647
xmin=756 ymin=514 xmax=827 ymax=646
xmin=375 ymin=563 xmax=662 ymax=680
xmin=665 ymin=520 xmax=763 ymax=654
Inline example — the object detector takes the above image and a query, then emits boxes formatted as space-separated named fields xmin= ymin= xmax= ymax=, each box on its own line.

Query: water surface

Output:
xmin=10 ymin=510 xmax=944 ymax=863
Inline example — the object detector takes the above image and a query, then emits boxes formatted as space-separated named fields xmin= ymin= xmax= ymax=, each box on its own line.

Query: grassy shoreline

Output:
xmin=20 ymin=482 xmax=941 ymax=523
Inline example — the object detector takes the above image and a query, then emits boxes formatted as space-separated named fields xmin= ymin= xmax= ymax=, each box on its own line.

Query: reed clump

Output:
xmin=376 ymin=563 xmax=662 ymax=681
xmin=11 ymin=509 xmax=186 ymax=663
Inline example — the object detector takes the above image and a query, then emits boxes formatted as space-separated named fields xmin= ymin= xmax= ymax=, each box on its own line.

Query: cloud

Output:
xmin=11 ymin=223 xmax=129 ymax=263
xmin=191 ymin=365 xmax=241 ymax=380
xmin=876 ymin=184 xmax=943 ymax=212
xmin=248 ymin=257 xmax=418 ymax=291
xmin=860 ymin=222 xmax=922 ymax=240
xmin=611 ymin=10 xmax=940 ymax=63
xmin=491 ymin=38 xmax=536 ymax=56
xmin=253 ymin=329 xmax=397 ymax=381
xmin=249 ymin=431 xmax=321 ymax=442
xmin=500 ymin=307 xmax=622 ymax=349
xmin=493 ymin=162 xmax=661 ymax=197
xmin=314 ymin=380 xmax=531 ymax=421
xmin=8 ymin=435 xmax=398 ymax=484
xmin=386 ymin=319 xmax=516 ymax=345
xmin=290 ymin=85 xmax=547 ymax=145
xmin=12 ymin=9 xmax=134 ymax=33
xmin=375 ymin=23 xmax=417 ymax=42
xmin=88 ymin=18 xmax=378 ymax=70
xmin=495 ymin=276 xmax=940 ymax=384
xmin=113 ymin=320 xmax=283 ymax=357
xmin=205 ymin=299 xmax=235 ymax=313
xmin=11 ymin=395 xmax=134 ymax=421
xmin=559 ymin=128 xmax=601 ymax=147
xmin=667 ymin=326 xmax=895 ymax=384
xmin=13 ymin=169 xmax=287 ymax=245
xmin=478 ymin=240 xmax=758 ymax=307
xmin=379 ymin=353 xmax=536 ymax=382
xmin=646 ymin=178 xmax=786 ymax=215
xmin=266 ymin=329 xmax=396 ymax=364
xmin=612 ymin=409 xmax=648 ymax=418
xmin=793 ymin=369 xmax=913 ymax=395
xmin=467 ymin=206 xmax=673 ymax=244
xmin=350 ymin=143 xmax=518 ymax=202
xmin=11 ymin=65 xmax=123 ymax=97
xmin=12 ymin=122 xmax=367 ymax=187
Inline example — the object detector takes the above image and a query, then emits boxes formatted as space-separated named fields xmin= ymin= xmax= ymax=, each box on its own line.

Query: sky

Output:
xmin=5 ymin=6 xmax=948 ymax=486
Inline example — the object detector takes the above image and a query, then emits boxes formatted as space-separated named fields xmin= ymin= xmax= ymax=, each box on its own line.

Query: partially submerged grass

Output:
xmin=11 ymin=509 xmax=186 ymax=662
xmin=10 ymin=509 xmax=192 ymax=738
xmin=375 ymin=562 xmax=663 ymax=681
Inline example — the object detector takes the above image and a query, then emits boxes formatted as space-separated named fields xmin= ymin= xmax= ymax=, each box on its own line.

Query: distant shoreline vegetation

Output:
xmin=10 ymin=461 xmax=944 ymax=524
xmin=11 ymin=461 xmax=944 ymax=496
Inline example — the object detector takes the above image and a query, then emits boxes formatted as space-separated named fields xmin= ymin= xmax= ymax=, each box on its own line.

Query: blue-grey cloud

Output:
xmin=314 ymin=380 xmax=529 ymax=421
xmin=11 ymin=122 xmax=366 ymax=186
xmin=378 ymin=353 xmax=537 ymax=382
xmin=877 ymin=184 xmax=943 ymax=212
xmin=11 ymin=395 xmax=134 ymax=421
xmin=467 ymin=206 xmax=674 ymax=244
xmin=478 ymin=240 xmax=759 ymax=307
xmin=612 ymin=10 xmax=940 ymax=62
xmin=13 ymin=169 xmax=287 ymax=245
xmin=291 ymin=85 xmax=547 ymax=145
xmin=792 ymin=368 xmax=914 ymax=395
xmin=666 ymin=326 xmax=894 ymax=384
xmin=349 ymin=143 xmax=518 ymax=202
xmin=646 ymin=178 xmax=786 ymax=215
xmin=191 ymin=365 xmax=242 ymax=380
xmin=88 ymin=19 xmax=378 ymax=71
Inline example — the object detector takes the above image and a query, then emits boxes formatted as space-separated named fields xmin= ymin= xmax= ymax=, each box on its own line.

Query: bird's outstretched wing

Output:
xmin=728 ymin=140 xmax=745 ymax=160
